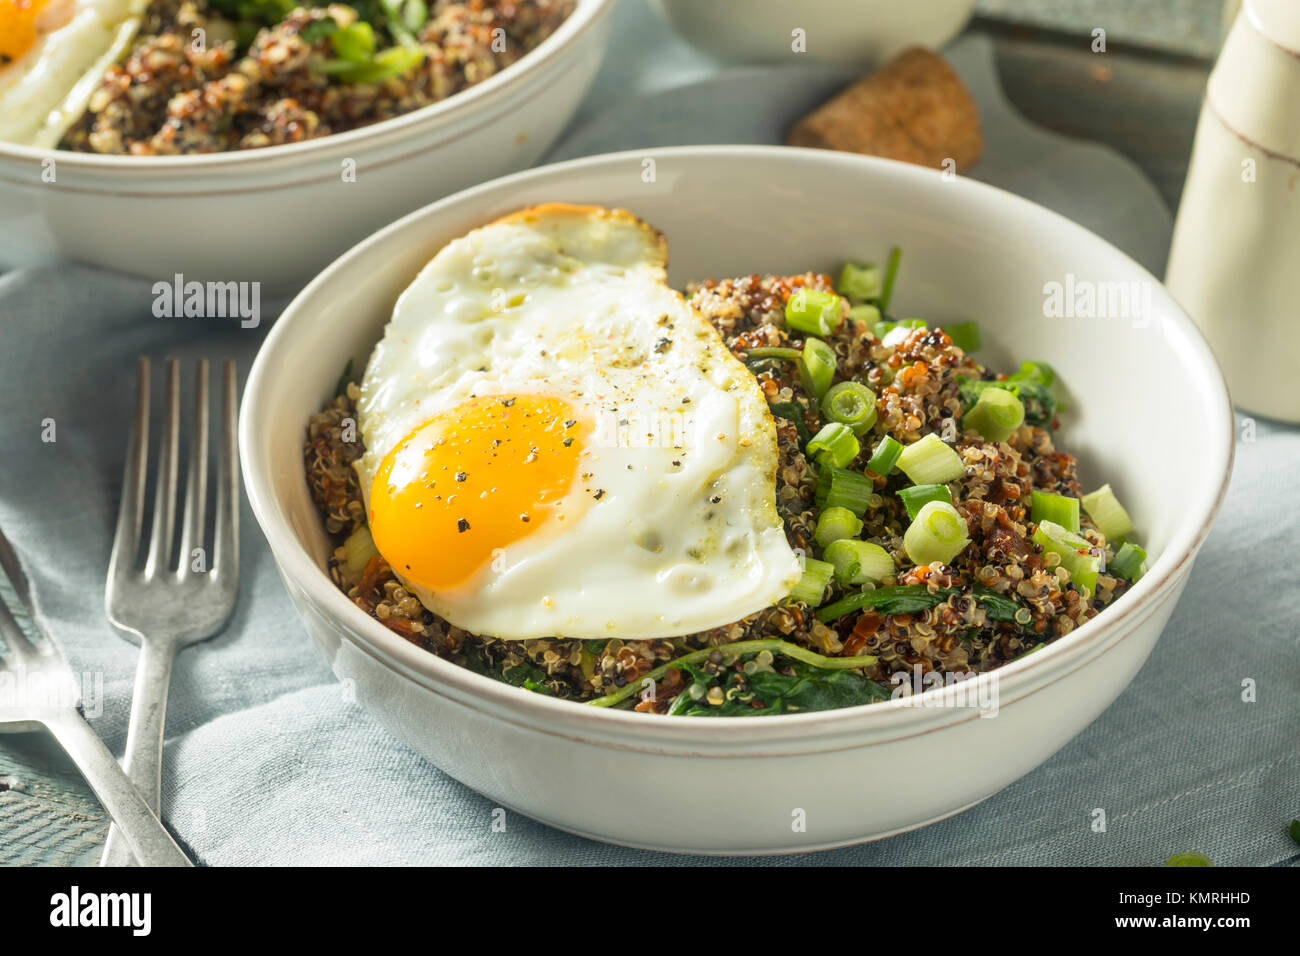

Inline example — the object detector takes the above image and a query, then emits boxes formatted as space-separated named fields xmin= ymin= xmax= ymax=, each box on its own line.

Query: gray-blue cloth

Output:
xmin=1 ymin=0 xmax=1297 ymax=866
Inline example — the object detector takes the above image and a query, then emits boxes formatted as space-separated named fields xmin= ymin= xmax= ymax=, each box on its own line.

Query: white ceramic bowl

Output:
xmin=241 ymin=146 xmax=1233 ymax=854
xmin=0 ymin=0 xmax=614 ymax=291
xmin=648 ymin=0 xmax=975 ymax=65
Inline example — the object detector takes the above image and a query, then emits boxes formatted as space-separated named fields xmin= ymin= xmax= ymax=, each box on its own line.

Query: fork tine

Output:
xmin=144 ymin=358 xmax=180 ymax=577
xmin=0 ymin=585 xmax=39 ymax=664
xmin=107 ymin=357 xmax=151 ymax=585
xmin=177 ymin=359 xmax=210 ymax=577
xmin=0 ymin=523 xmax=34 ymax=614
xmin=212 ymin=360 xmax=239 ymax=579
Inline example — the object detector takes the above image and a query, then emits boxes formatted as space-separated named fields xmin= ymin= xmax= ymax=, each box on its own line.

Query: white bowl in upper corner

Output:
xmin=648 ymin=0 xmax=976 ymax=65
xmin=0 ymin=0 xmax=614 ymax=292
xmin=240 ymin=146 xmax=1233 ymax=854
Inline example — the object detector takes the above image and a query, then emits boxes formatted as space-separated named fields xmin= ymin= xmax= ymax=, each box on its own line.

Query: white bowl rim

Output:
xmin=240 ymin=144 xmax=1235 ymax=739
xmin=0 ymin=0 xmax=613 ymax=172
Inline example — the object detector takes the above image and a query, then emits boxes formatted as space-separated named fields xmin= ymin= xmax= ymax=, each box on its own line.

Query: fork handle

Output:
xmin=101 ymin=640 xmax=176 ymax=867
xmin=44 ymin=711 xmax=191 ymax=867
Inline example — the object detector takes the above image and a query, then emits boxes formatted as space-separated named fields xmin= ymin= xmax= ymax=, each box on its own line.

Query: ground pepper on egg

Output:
xmin=305 ymin=267 xmax=1130 ymax=715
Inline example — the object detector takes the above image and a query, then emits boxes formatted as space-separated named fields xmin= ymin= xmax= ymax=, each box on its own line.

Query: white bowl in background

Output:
xmin=648 ymin=0 xmax=976 ymax=65
xmin=240 ymin=146 xmax=1233 ymax=854
xmin=0 ymin=0 xmax=614 ymax=291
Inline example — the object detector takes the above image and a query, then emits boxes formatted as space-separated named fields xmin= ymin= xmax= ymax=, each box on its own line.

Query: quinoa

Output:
xmin=59 ymin=0 xmax=575 ymax=154
xmin=304 ymin=271 xmax=1130 ymax=715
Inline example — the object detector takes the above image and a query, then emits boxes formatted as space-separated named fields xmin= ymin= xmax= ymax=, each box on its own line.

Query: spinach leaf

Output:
xmin=769 ymin=401 xmax=811 ymax=447
xmin=671 ymin=658 xmax=891 ymax=716
xmin=816 ymin=585 xmax=960 ymax=623
xmin=972 ymin=585 xmax=1022 ymax=623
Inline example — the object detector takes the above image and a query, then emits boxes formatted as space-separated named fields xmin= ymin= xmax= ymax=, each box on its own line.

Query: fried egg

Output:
xmin=0 ymin=0 xmax=145 ymax=147
xmin=355 ymin=203 xmax=802 ymax=640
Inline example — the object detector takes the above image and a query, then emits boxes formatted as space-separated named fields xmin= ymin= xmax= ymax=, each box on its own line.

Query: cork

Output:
xmin=787 ymin=47 xmax=983 ymax=172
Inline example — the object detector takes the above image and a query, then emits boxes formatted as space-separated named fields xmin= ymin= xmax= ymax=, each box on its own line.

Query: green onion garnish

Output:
xmin=848 ymin=303 xmax=882 ymax=326
xmin=943 ymin=320 xmax=981 ymax=352
xmin=785 ymin=288 xmax=842 ymax=337
xmin=963 ymin=385 xmax=1025 ymax=443
xmin=865 ymin=435 xmax=903 ymax=476
xmin=835 ymin=262 xmax=882 ymax=303
xmin=1081 ymin=483 xmax=1134 ymax=543
xmin=823 ymin=539 xmax=894 ymax=587
xmin=789 ymin=557 xmax=835 ymax=606
xmin=903 ymin=500 xmax=970 ymax=567
xmin=821 ymin=381 xmax=877 ymax=435
xmin=1110 ymin=541 xmax=1147 ymax=581
xmin=798 ymin=337 xmax=836 ymax=401
xmin=813 ymin=506 xmax=863 ymax=549
xmin=816 ymin=584 xmax=958 ymax=623
xmin=331 ymin=21 xmax=375 ymax=62
xmin=806 ymin=422 xmax=860 ymax=468
xmin=814 ymin=465 xmax=874 ymax=516
xmin=745 ymin=346 xmax=801 ymax=362
xmin=897 ymin=483 xmax=953 ymax=520
xmin=878 ymin=246 xmax=902 ymax=313
xmin=896 ymin=433 xmax=965 ymax=484
xmin=872 ymin=317 xmax=926 ymax=341
xmin=1032 ymin=519 xmax=1100 ymax=597
xmin=1030 ymin=489 xmax=1080 ymax=533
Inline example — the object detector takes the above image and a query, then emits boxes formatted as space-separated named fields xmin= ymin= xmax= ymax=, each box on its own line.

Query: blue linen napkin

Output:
xmin=0 ymin=0 xmax=1296 ymax=866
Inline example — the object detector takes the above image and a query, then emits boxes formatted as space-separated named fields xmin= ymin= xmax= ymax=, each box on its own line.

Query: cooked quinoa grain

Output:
xmin=59 ymin=0 xmax=575 ymax=154
xmin=305 ymin=269 xmax=1130 ymax=714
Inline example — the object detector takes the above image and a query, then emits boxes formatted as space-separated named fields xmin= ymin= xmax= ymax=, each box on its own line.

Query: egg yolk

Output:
xmin=368 ymin=394 xmax=588 ymax=593
xmin=0 ymin=0 xmax=50 ymax=63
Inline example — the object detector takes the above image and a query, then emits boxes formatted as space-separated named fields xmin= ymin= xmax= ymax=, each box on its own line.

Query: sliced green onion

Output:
xmin=836 ymin=262 xmax=882 ymax=303
xmin=814 ymin=506 xmax=863 ymax=549
xmin=1081 ymin=483 xmax=1134 ymax=542
xmin=821 ymin=381 xmax=877 ymax=434
xmin=896 ymin=433 xmax=965 ymax=484
xmin=823 ymin=539 xmax=894 ymax=587
xmin=872 ymin=317 xmax=926 ymax=342
xmin=806 ymin=422 xmax=860 ymax=468
xmin=789 ymin=557 xmax=835 ymax=606
xmin=963 ymin=385 xmax=1025 ymax=443
xmin=785 ymin=288 xmax=842 ymax=336
xmin=903 ymin=500 xmax=970 ymax=567
xmin=1032 ymin=520 xmax=1100 ymax=597
xmin=331 ymin=21 xmax=375 ymax=62
xmin=798 ymin=337 xmax=836 ymax=401
xmin=745 ymin=346 xmax=801 ymax=362
xmin=943 ymin=320 xmax=981 ymax=353
xmin=878 ymin=246 xmax=902 ymax=313
xmin=341 ymin=525 xmax=378 ymax=575
xmin=1030 ymin=490 xmax=1080 ymax=533
xmin=897 ymin=483 xmax=953 ymax=521
xmin=848 ymin=303 xmax=882 ymax=326
xmin=1110 ymin=541 xmax=1148 ymax=582
xmin=321 ymin=43 xmax=424 ymax=83
xmin=814 ymin=466 xmax=874 ymax=516
xmin=865 ymin=435 xmax=903 ymax=476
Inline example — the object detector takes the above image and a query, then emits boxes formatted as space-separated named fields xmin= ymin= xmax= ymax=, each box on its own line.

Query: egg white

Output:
xmin=0 ymin=0 xmax=148 ymax=147
xmin=356 ymin=203 xmax=803 ymax=640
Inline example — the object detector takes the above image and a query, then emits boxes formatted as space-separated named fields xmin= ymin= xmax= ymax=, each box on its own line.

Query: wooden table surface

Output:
xmin=0 ymin=18 xmax=1214 ymax=867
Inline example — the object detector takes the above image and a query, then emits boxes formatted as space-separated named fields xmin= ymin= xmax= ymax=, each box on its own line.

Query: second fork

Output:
xmin=101 ymin=356 xmax=240 ymax=866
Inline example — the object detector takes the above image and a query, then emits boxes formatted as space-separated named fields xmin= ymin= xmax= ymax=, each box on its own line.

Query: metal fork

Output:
xmin=0 ymin=529 xmax=191 ymax=866
xmin=100 ymin=356 xmax=240 ymax=866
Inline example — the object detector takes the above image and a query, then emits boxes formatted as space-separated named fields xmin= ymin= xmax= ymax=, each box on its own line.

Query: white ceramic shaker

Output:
xmin=1166 ymin=0 xmax=1300 ymax=422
